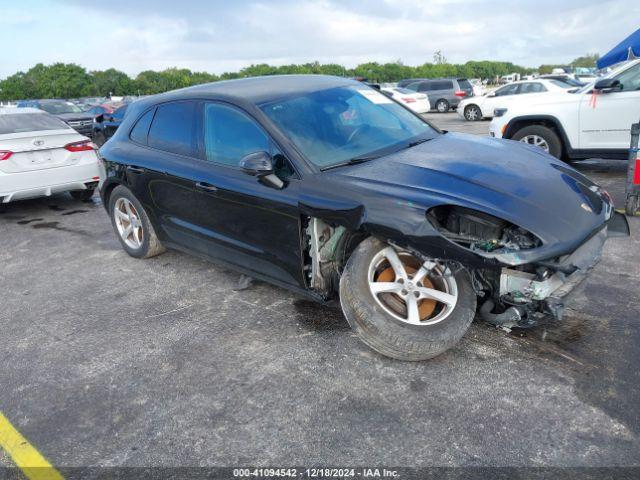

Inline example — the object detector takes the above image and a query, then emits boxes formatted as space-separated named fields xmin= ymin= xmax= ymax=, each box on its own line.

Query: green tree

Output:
xmin=90 ymin=68 xmax=133 ymax=96
xmin=570 ymin=53 xmax=599 ymax=68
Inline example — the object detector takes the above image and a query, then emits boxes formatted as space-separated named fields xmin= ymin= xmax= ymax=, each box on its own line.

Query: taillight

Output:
xmin=64 ymin=140 xmax=96 ymax=152
xmin=0 ymin=150 xmax=13 ymax=161
xmin=402 ymin=97 xmax=417 ymax=103
xmin=454 ymin=90 xmax=467 ymax=98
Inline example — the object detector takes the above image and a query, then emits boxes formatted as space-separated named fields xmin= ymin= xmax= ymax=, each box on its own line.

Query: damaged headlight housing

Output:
xmin=427 ymin=205 xmax=542 ymax=255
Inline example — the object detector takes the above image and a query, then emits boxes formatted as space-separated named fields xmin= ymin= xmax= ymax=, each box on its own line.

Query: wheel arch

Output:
xmin=100 ymin=177 xmax=124 ymax=213
xmin=503 ymin=115 xmax=570 ymax=156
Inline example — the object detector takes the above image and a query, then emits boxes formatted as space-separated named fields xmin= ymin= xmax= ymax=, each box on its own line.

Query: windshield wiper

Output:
xmin=405 ymin=137 xmax=431 ymax=149
xmin=321 ymin=155 xmax=380 ymax=171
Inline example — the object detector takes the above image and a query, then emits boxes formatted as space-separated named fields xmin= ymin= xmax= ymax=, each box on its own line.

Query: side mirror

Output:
xmin=94 ymin=114 xmax=104 ymax=123
xmin=239 ymin=151 xmax=284 ymax=189
xmin=487 ymin=91 xmax=496 ymax=97
xmin=594 ymin=78 xmax=621 ymax=93
xmin=239 ymin=151 xmax=273 ymax=176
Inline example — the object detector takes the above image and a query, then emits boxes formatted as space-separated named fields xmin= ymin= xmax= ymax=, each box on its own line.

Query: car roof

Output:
xmin=0 ymin=107 xmax=45 ymax=115
xmin=141 ymin=75 xmax=357 ymax=107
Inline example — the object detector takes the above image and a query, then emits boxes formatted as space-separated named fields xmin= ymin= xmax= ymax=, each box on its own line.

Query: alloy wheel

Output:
xmin=465 ymin=106 xmax=480 ymax=121
xmin=367 ymin=246 xmax=458 ymax=326
xmin=113 ymin=198 xmax=144 ymax=249
xmin=520 ymin=134 xmax=550 ymax=152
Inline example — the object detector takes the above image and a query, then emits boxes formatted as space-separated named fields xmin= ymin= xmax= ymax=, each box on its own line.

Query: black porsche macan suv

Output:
xmin=99 ymin=75 xmax=628 ymax=361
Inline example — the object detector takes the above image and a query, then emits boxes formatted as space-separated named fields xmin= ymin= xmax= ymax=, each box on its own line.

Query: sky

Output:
xmin=1 ymin=0 xmax=638 ymax=78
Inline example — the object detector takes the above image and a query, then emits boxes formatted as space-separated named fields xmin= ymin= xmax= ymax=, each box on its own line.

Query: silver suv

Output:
xmin=401 ymin=78 xmax=474 ymax=113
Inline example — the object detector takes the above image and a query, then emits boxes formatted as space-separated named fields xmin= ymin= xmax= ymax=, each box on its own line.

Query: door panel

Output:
xmin=579 ymin=63 xmax=640 ymax=149
xmin=151 ymin=159 xmax=303 ymax=286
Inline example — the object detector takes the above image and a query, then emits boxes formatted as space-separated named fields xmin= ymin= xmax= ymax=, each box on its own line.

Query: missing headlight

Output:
xmin=427 ymin=205 xmax=541 ymax=254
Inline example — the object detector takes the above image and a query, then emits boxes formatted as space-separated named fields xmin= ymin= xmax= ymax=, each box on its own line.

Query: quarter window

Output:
xmin=147 ymin=101 xmax=197 ymax=157
xmin=203 ymin=103 xmax=269 ymax=167
xmin=129 ymin=108 xmax=155 ymax=145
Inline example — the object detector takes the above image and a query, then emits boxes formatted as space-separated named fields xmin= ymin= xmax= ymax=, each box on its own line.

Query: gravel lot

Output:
xmin=1 ymin=113 xmax=638 ymax=472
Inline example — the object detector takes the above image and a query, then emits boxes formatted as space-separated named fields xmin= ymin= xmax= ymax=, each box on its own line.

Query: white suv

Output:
xmin=490 ymin=59 xmax=640 ymax=159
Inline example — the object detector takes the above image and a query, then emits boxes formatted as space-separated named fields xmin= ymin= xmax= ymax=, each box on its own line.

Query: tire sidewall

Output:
xmin=513 ymin=125 xmax=562 ymax=158
xmin=465 ymin=105 xmax=481 ymax=121
xmin=108 ymin=185 xmax=153 ymax=258
xmin=436 ymin=100 xmax=449 ymax=113
xmin=340 ymin=237 xmax=476 ymax=360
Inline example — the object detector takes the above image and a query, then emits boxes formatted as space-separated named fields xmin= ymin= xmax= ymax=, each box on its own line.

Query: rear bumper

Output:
xmin=0 ymin=159 xmax=104 ymax=203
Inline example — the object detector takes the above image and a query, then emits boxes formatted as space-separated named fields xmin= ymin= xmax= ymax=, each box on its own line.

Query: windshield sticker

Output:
xmin=356 ymin=89 xmax=393 ymax=104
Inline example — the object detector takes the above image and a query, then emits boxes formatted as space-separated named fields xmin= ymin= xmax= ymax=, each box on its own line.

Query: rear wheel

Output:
xmin=108 ymin=185 xmax=165 ymax=259
xmin=70 ymin=188 xmax=95 ymax=201
xmin=436 ymin=99 xmax=450 ymax=113
xmin=464 ymin=104 xmax=482 ymax=121
xmin=339 ymin=237 xmax=476 ymax=361
xmin=512 ymin=125 xmax=562 ymax=158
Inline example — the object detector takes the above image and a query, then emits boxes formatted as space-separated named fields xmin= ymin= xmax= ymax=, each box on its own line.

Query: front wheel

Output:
xmin=512 ymin=125 xmax=562 ymax=158
xmin=339 ymin=238 xmax=476 ymax=361
xmin=464 ymin=104 xmax=482 ymax=121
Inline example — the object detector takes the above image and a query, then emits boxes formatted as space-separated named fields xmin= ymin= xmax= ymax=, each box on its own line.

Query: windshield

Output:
xmin=0 ymin=113 xmax=70 ymax=134
xmin=548 ymin=79 xmax=575 ymax=89
xmin=260 ymin=85 xmax=437 ymax=169
xmin=39 ymin=102 xmax=83 ymax=115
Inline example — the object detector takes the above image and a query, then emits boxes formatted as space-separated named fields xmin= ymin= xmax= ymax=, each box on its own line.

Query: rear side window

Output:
xmin=0 ymin=113 xmax=70 ymax=135
xmin=129 ymin=109 xmax=155 ymax=145
xmin=520 ymin=82 xmax=547 ymax=93
xmin=457 ymin=79 xmax=472 ymax=90
xmin=148 ymin=102 xmax=197 ymax=157
xmin=203 ymin=103 xmax=269 ymax=167
xmin=434 ymin=81 xmax=454 ymax=90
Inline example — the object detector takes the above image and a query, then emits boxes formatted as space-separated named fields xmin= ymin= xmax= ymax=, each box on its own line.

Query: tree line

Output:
xmin=0 ymin=56 xmax=596 ymax=101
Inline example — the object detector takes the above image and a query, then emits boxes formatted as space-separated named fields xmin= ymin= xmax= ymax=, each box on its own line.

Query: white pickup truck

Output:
xmin=490 ymin=59 xmax=640 ymax=160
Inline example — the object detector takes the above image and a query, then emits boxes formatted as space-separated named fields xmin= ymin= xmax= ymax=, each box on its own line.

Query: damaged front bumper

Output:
xmin=482 ymin=212 xmax=630 ymax=327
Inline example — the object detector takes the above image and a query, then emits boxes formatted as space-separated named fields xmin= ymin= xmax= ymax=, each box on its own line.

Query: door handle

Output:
xmin=126 ymin=165 xmax=145 ymax=174
xmin=195 ymin=181 xmax=218 ymax=192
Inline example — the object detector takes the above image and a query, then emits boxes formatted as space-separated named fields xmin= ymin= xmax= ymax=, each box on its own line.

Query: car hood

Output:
xmin=325 ymin=132 xmax=609 ymax=253
xmin=55 ymin=113 xmax=94 ymax=121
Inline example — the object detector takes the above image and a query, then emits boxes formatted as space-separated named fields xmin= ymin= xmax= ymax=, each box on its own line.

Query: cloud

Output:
xmin=0 ymin=0 xmax=638 ymax=78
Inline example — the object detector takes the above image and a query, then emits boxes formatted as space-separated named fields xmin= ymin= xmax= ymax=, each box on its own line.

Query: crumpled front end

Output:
xmin=475 ymin=212 xmax=629 ymax=328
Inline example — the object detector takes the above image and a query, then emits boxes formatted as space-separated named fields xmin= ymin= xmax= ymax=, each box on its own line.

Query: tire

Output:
xmin=108 ymin=185 xmax=165 ymax=259
xmin=70 ymin=188 xmax=95 ymax=201
xmin=339 ymin=237 xmax=476 ymax=361
xmin=93 ymin=130 xmax=106 ymax=147
xmin=435 ymin=99 xmax=450 ymax=113
xmin=512 ymin=125 xmax=562 ymax=158
xmin=626 ymin=195 xmax=640 ymax=216
xmin=464 ymin=104 xmax=482 ymax=121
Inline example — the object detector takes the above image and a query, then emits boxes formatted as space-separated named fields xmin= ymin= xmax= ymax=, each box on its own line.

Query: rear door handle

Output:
xmin=127 ymin=165 xmax=145 ymax=174
xmin=195 ymin=181 xmax=218 ymax=192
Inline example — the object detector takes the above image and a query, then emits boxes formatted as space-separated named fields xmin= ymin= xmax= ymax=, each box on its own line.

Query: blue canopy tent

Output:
xmin=597 ymin=27 xmax=640 ymax=69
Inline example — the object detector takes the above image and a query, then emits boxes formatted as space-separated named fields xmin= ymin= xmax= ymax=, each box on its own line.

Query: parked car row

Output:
xmin=16 ymin=99 xmax=94 ymax=137
xmin=490 ymin=58 xmax=640 ymax=160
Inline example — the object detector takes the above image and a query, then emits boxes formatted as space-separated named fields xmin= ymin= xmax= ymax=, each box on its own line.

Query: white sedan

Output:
xmin=382 ymin=87 xmax=431 ymax=114
xmin=0 ymin=108 xmax=104 ymax=203
xmin=456 ymin=79 xmax=576 ymax=121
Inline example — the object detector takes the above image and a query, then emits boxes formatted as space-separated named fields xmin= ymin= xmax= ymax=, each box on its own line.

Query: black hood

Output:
xmin=322 ymin=132 xmax=611 ymax=260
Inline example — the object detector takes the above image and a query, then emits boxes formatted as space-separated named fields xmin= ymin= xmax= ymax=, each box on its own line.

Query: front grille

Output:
xmin=67 ymin=120 xmax=93 ymax=127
